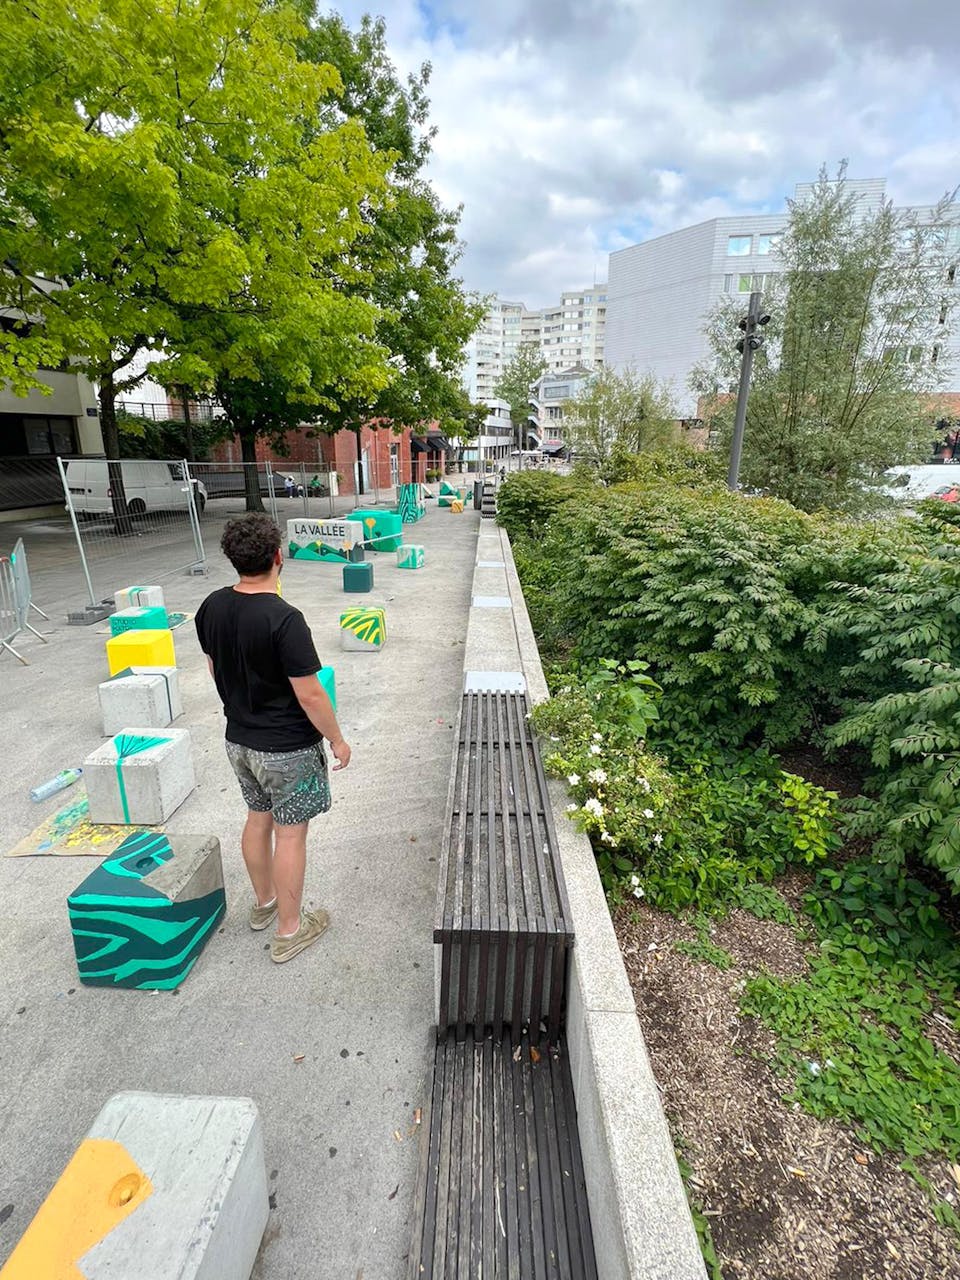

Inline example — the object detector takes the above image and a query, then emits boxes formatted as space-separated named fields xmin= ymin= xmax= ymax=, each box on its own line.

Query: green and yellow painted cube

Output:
xmin=397 ymin=544 xmax=424 ymax=570
xmin=340 ymin=606 xmax=387 ymax=652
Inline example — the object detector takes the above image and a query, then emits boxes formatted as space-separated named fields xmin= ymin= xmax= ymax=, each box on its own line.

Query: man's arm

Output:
xmin=289 ymin=675 xmax=351 ymax=771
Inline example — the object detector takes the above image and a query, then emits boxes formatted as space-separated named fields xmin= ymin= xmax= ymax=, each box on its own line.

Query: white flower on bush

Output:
xmin=629 ymin=874 xmax=645 ymax=899
xmin=592 ymin=732 xmax=603 ymax=741
xmin=567 ymin=773 xmax=581 ymax=786
xmin=642 ymin=808 xmax=654 ymax=819
xmin=566 ymin=803 xmax=578 ymax=812
xmin=588 ymin=768 xmax=608 ymax=785
xmin=600 ymin=831 xmax=615 ymax=845
xmin=652 ymin=832 xmax=663 ymax=846
xmin=589 ymin=744 xmax=602 ymax=756
xmin=637 ymin=776 xmax=651 ymax=793
xmin=583 ymin=797 xmax=604 ymax=818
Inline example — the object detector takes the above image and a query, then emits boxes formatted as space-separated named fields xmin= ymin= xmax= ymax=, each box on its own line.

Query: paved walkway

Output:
xmin=0 ymin=499 xmax=480 ymax=1278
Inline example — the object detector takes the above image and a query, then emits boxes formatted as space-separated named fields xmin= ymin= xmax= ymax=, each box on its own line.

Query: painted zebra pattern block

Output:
xmin=339 ymin=606 xmax=387 ymax=651
xmin=396 ymin=483 xmax=425 ymax=523
xmin=68 ymin=831 xmax=225 ymax=990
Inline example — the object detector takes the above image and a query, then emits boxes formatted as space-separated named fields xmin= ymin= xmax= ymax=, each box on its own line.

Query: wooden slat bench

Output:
xmin=435 ymin=690 xmax=574 ymax=1042
xmin=408 ymin=1032 xmax=598 ymax=1280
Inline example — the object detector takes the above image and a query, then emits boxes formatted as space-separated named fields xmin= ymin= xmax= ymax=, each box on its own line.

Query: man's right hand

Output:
xmin=329 ymin=738 xmax=351 ymax=771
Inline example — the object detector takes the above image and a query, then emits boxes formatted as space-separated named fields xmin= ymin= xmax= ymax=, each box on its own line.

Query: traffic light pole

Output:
xmin=727 ymin=290 xmax=763 ymax=491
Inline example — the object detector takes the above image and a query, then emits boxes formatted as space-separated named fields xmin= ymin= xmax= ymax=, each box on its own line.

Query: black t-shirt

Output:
xmin=195 ymin=587 xmax=322 ymax=751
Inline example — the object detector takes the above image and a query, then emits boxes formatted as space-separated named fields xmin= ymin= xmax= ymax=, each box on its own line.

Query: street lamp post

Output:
xmin=727 ymin=290 xmax=770 ymax=491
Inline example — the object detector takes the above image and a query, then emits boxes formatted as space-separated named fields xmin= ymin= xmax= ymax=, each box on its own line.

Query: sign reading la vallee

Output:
xmin=287 ymin=519 xmax=366 ymax=564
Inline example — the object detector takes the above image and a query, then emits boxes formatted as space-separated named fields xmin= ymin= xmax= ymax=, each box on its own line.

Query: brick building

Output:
xmin=211 ymin=421 xmax=451 ymax=496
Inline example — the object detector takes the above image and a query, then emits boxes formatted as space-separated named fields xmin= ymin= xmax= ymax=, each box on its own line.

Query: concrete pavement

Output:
xmin=0 ymin=497 xmax=479 ymax=1278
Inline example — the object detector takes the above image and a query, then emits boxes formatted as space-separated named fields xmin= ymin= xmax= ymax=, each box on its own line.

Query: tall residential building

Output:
xmin=605 ymin=178 xmax=960 ymax=419
xmin=539 ymin=285 xmax=608 ymax=373
xmin=461 ymin=285 xmax=607 ymax=415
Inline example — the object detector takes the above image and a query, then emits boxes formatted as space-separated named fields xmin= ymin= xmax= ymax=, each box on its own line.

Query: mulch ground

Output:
xmin=614 ymin=884 xmax=960 ymax=1280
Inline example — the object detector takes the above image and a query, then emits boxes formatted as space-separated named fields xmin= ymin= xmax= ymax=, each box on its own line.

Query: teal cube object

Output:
xmin=110 ymin=605 xmax=169 ymax=636
xmin=351 ymin=509 xmax=404 ymax=552
xmin=68 ymin=831 xmax=225 ymax=989
xmin=343 ymin=561 xmax=374 ymax=592
xmin=317 ymin=665 xmax=337 ymax=709
xmin=397 ymin=544 xmax=425 ymax=569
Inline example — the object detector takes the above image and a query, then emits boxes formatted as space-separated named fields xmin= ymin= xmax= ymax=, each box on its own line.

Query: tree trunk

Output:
xmin=99 ymin=370 xmax=135 ymax=536
xmin=180 ymin=387 xmax=195 ymax=462
xmin=353 ymin=420 xmax=365 ymax=496
xmin=239 ymin=430 xmax=266 ymax=513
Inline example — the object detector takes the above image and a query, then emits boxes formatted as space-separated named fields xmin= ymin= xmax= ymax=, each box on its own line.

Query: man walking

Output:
xmin=196 ymin=513 xmax=350 ymax=963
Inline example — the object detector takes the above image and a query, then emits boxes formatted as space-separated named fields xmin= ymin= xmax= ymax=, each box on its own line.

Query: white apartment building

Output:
xmin=606 ymin=179 xmax=959 ymax=419
xmin=460 ymin=286 xmax=608 ymax=445
xmin=539 ymin=285 xmax=608 ymax=374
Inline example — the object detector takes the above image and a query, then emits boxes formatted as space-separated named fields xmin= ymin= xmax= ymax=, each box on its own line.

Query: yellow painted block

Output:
xmin=450 ymin=499 xmax=464 ymax=513
xmin=106 ymin=629 xmax=175 ymax=676
xmin=0 ymin=1137 xmax=153 ymax=1279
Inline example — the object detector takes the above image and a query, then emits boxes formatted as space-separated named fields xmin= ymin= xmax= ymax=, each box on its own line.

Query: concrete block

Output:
xmin=339 ymin=606 xmax=386 ymax=652
xmin=115 ymin=584 xmax=165 ymax=611
xmin=84 ymin=727 xmax=195 ymax=825
xmin=106 ymin=629 xmax=176 ymax=675
xmin=342 ymin=561 xmax=374 ymax=593
xmin=317 ymin=665 xmax=337 ymax=709
xmin=1 ymin=1090 xmax=267 ymax=1279
xmin=68 ymin=831 xmax=225 ymax=989
xmin=99 ymin=673 xmax=176 ymax=737
xmin=106 ymin=666 xmax=182 ymax=723
xmin=287 ymin=517 xmax=365 ymax=563
xmin=351 ymin=509 xmax=403 ymax=552
xmin=395 ymin=483 xmax=425 ymax=523
xmin=110 ymin=606 xmax=170 ymax=636
xmin=396 ymin=544 xmax=424 ymax=570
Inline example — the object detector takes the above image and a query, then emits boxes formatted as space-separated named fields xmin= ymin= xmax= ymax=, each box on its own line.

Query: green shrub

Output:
xmin=533 ymin=673 xmax=842 ymax=913
xmin=495 ymin=470 xmax=584 ymax=541
xmin=742 ymin=860 xmax=960 ymax=1160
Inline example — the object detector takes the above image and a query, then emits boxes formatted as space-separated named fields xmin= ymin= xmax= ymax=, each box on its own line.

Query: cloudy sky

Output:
xmin=332 ymin=0 xmax=959 ymax=308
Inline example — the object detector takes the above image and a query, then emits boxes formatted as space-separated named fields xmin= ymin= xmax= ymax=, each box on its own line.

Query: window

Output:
xmin=727 ymin=235 xmax=752 ymax=256
xmin=738 ymin=274 xmax=754 ymax=293
xmin=756 ymin=233 xmax=780 ymax=256
xmin=723 ymin=274 xmax=734 ymax=293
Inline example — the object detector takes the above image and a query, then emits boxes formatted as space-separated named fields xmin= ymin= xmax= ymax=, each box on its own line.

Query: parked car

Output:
xmin=64 ymin=459 xmax=207 ymax=515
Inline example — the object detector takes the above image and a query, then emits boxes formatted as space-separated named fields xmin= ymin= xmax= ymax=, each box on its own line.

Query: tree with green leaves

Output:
xmin=187 ymin=11 xmax=484 ymax=502
xmin=494 ymin=342 xmax=547 ymax=451
xmin=693 ymin=164 xmax=958 ymax=513
xmin=563 ymin=366 xmax=678 ymax=474
xmin=0 ymin=0 xmax=391 ymax=520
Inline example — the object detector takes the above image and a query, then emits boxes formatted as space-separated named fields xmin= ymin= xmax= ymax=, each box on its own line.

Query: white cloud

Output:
xmin=335 ymin=1 xmax=959 ymax=306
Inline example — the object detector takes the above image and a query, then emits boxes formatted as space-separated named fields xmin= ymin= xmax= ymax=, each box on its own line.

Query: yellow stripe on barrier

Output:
xmin=0 ymin=1138 xmax=153 ymax=1279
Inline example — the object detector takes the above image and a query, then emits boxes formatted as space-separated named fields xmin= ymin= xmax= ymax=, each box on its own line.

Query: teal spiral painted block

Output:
xmin=396 ymin=484 xmax=425 ymax=523
xmin=68 ymin=830 xmax=225 ymax=990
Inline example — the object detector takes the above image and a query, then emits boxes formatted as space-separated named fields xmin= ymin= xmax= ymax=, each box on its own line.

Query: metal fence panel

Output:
xmin=57 ymin=457 xmax=205 ymax=609
xmin=0 ymin=540 xmax=47 ymax=663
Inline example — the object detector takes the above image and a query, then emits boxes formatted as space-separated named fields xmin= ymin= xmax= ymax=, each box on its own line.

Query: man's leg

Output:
xmin=241 ymin=809 xmax=276 ymax=907
xmin=273 ymin=820 xmax=309 ymax=936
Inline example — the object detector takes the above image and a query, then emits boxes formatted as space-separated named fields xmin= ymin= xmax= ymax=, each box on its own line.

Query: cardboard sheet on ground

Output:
xmin=6 ymin=790 xmax=163 ymax=857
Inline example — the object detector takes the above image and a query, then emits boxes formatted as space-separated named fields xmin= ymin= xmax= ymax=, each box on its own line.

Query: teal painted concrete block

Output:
xmin=110 ymin=606 xmax=169 ymax=636
xmin=317 ymin=665 xmax=337 ymax=709
xmin=342 ymin=561 xmax=374 ymax=592
xmin=397 ymin=544 xmax=425 ymax=569
xmin=68 ymin=831 xmax=225 ymax=990
xmin=351 ymin=509 xmax=404 ymax=552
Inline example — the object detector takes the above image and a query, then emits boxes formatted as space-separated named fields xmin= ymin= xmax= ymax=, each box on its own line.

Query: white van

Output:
xmin=881 ymin=464 xmax=960 ymax=504
xmin=64 ymin=459 xmax=207 ymax=516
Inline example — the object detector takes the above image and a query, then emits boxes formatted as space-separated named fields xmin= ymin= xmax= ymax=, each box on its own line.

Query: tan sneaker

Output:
xmin=270 ymin=909 xmax=330 ymax=964
xmin=249 ymin=898 xmax=278 ymax=931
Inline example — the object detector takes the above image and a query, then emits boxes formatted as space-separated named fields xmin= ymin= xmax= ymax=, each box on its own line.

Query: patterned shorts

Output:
xmin=225 ymin=741 xmax=331 ymax=827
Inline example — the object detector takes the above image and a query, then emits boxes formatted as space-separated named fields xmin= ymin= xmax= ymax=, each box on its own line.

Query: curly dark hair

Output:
xmin=220 ymin=513 xmax=282 ymax=576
